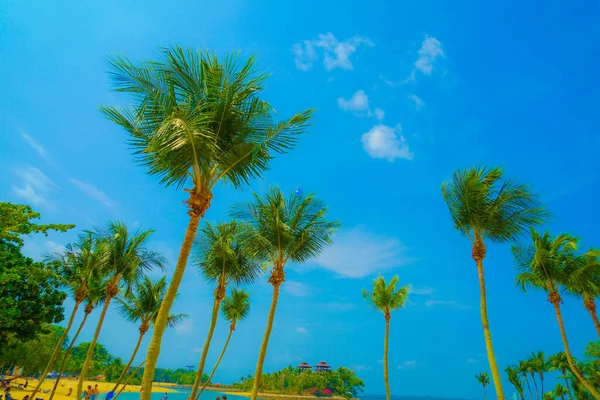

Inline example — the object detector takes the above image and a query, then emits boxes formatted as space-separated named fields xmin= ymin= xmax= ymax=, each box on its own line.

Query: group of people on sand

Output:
xmin=83 ymin=385 xmax=99 ymax=400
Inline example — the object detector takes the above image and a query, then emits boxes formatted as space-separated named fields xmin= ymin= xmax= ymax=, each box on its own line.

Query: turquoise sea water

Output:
xmin=114 ymin=392 xmax=471 ymax=400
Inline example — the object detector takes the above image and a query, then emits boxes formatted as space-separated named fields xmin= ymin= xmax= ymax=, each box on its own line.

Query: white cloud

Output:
xmin=351 ymin=365 xmax=373 ymax=372
xmin=467 ymin=358 xmax=479 ymax=364
xmin=408 ymin=94 xmax=425 ymax=110
xmin=397 ymin=360 xmax=416 ymax=369
xmin=296 ymin=327 xmax=309 ymax=334
xmin=361 ymin=124 xmax=413 ymax=162
xmin=410 ymin=286 xmax=435 ymax=295
xmin=338 ymin=90 xmax=369 ymax=112
xmin=20 ymin=132 xmax=49 ymax=160
xmin=192 ymin=347 xmax=202 ymax=353
xmin=285 ymin=281 xmax=309 ymax=297
xmin=414 ymin=36 xmax=444 ymax=75
xmin=12 ymin=166 xmax=58 ymax=207
xmin=374 ymin=108 xmax=385 ymax=121
xmin=70 ymin=178 xmax=118 ymax=208
xmin=315 ymin=225 xmax=411 ymax=278
xmin=46 ymin=241 xmax=65 ymax=255
xmin=292 ymin=33 xmax=373 ymax=71
xmin=425 ymin=300 xmax=472 ymax=310
xmin=175 ymin=318 xmax=193 ymax=334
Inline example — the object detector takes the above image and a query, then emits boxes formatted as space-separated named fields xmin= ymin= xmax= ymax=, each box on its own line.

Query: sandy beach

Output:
xmin=5 ymin=378 xmax=177 ymax=400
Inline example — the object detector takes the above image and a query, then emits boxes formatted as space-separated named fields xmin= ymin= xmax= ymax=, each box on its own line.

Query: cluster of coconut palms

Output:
xmin=443 ymin=166 xmax=600 ymax=400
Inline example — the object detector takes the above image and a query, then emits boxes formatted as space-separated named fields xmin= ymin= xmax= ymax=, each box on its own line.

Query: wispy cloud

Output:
xmin=20 ymin=132 xmax=49 ymax=160
xmin=315 ymin=225 xmax=411 ymax=278
xmin=175 ymin=318 xmax=193 ymax=334
xmin=192 ymin=347 xmax=202 ymax=353
xmin=12 ymin=166 xmax=58 ymax=207
xmin=338 ymin=90 xmax=385 ymax=121
xmin=381 ymin=35 xmax=444 ymax=86
xmin=425 ymin=300 xmax=472 ymax=310
xmin=374 ymin=108 xmax=385 ymax=121
xmin=362 ymin=124 xmax=413 ymax=162
xmin=467 ymin=358 xmax=479 ymax=364
xmin=285 ymin=281 xmax=309 ymax=297
xmin=408 ymin=94 xmax=425 ymax=110
xmin=46 ymin=241 xmax=65 ymax=255
xmin=296 ymin=327 xmax=309 ymax=334
xmin=351 ymin=365 xmax=373 ymax=372
xmin=292 ymin=33 xmax=373 ymax=71
xmin=70 ymin=178 xmax=119 ymax=208
xmin=397 ymin=360 xmax=417 ymax=369
xmin=410 ymin=286 xmax=435 ymax=295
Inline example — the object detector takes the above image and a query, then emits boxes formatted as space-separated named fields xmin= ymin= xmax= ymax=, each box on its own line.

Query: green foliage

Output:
xmin=0 ymin=325 xmax=66 ymax=374
xmin=221 ymin=288 xmax=251 ymax=326
xmin=476 ymin=372 xmax=491 ymax=387
xmin=441 ymin=166 xmax=548 ymax=243
xmin=232 ymin=366 xmax=364 ymax=398
xmin=124 ymin=368 xmax=207 ymax=386
xmin=0 ymin=202 xmax=75 ymax=246
xmin=233 ymin=187 xmax=341 ymax=264
xmin=362 ymin=275 xmax=409 ymax=317
xmin=100 ymin=46 xmax=313 ymax=193
xmin=505 ymin=365 xmax=525 ymax=399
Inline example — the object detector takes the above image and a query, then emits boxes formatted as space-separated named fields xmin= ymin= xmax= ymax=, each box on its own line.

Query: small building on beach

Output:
xmin=298 ymin=362 xmax=312 ymax=371
xmin=314 ymin=361 xmax=331 ymax=372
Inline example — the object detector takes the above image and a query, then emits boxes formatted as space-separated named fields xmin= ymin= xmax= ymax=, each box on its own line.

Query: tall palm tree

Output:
xmin=49 ymin=282 xmax=106 ymax=400
xmin=513 ymin=229 xmax=600 ymax=399
xmin=112 ymin=276 xmax=187 ymax=393
xmin=362 ymin=276 xmax=409 ymax=400
xmin=31 ymin=233 xmax=103 ymax=400
xmin=76 ymin=222 xmax=165 ymax=399
xmin=530 ymin=351 xmax=548 ymax=397
xmin=188 ymin=222 xmax=262 ymax=400
xmin=476 ymin=372 xmax=491 ymax=400
xmin=233 ymin=187 xmax=340 ymax=400
xmin=518 ymin=360 xmax=535 ymax=400
xmin=101 ymin=47 xmax=313 ymax=400
xmin=442 ymin=166 xmax=548 ymax=400
xmin=548 ymin=352 xmax=574 ymax=400
xmin=196 ymin=288 xmax=251 ymax=399
xmin=506 ymin=365 xmax=525 ymax=400
xmin=554 ymin=383 xmax=568 ymax=400
xmin=566 ymin=249 xmax=600 ymax=338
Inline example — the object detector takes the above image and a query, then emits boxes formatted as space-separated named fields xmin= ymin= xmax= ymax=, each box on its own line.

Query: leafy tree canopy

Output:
xmin=0 ymin=202 xmax=75 ymax=246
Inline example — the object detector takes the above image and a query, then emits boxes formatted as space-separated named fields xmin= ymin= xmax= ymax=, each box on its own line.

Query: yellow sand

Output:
xmin=7 ymin=378 xmax=176 ymax=400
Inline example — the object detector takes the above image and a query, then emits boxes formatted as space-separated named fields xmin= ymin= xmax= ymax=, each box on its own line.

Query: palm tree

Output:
xmin=233 ymin=187 xmax=340 ymax=400
xmin=548 ymin=352 xmax=574 ymax=400
xmin=442 ymin=166 xmax=548 ymax=400
xmin=518 ymin=360 xmax=535 ymax=400
xmin=49 ymin=282 xmax=106 ymax=400
xmin=362 ymin=276 xmax=409 ymax=400
xmin=101 ymin=47 xmax=313 ymax=400
xmin=112 ymin=276 xmax=187 ymax=393
xmin=529 ymin=351 xmax=548 ymax=397
xmin=476 ymin=372 xmax=491 ymax=400
xmin=76 ymin=222 xmax=165 ymax=399
xmin=554 ymin=383 xmax=568 ymax=400
xmin=506 ymin=365 xmax=525 ymax=400
xmin=196 ymin=288 xmax=251 ymax=399
xmin=566 ymin=249 xmax=600 ymax=338
xmin=30 ymin=233 xmax=102 ymax=400
xmin=188 ymin=222 xmax=262 ymax=400
xmin=513 ymin=229 xmax=600 ymax=399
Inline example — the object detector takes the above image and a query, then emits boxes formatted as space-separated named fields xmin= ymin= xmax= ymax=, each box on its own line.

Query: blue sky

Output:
xmin=1 ymin=1 xmax=600 ymax=399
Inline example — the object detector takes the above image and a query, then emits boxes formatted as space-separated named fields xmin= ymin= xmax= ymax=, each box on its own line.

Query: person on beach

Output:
xmin=67 ymin=388 xmax=73 ymax=397
xmin=161 ymin=393 xmax=168 ymax=400
xmin=83 ymin=385 xmax=92 ymax=400
xmin=23 ymin=382 xmax=28 ymax=389
xmin=22 ymin=395 xmax=29 ymax=400
xmin=4 ymin=388 xmax=13 ymax=400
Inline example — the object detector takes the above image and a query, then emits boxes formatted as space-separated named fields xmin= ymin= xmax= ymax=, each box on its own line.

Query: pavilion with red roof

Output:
xmin=298 ymin=361 xmax=312 ymax=371
xmin=314 ymin=361 xmax=331 ymax=372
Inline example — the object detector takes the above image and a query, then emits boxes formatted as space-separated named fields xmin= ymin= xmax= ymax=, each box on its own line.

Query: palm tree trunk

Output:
xmin=77 ymin=296 xmax=113 ymax=399
xmin=111 ymin=330 xmax=145 ymax=392
xmin=383 ymin=314 xmax=391 ymax=400
xmin=49 ymin=308 xmax=92 ymax=400
xmin=552 ymin=299 xmax=600 ymax=399
xmin=250 ymin=280 xmax=282 ymax=400
xmin=563 ymin=376 xmax=573 ymax=400
xmin=531 ymin=374 xmax=538 ymax=400
xmin=474 ymin=256 xmax=504 ymax=400
xmin=189 ymin=297 xmax=221 ymax=400
xmin=196 ymin=325 xmax=234 ymax=400
xmin=583 ymin=296 xmax=600 ymax=339
xmin=540 ymin=375 xmax=544 ymax=397
xmin=140 ymin=206 xmax=203 ymax=400
xmin=30 ymin=300 xmax=81 ymax=400
xmin=114 ymin=360 xmax=146 ymax=400
xmin=525 ymin=376 xmax=534 ymax=400
xmin=483 ymin=386 xmax=488 ymax=400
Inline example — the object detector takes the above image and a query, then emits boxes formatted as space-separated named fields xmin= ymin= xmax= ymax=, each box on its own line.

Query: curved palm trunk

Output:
xmin=383 ymin=314 xmax=391 ymax=400
xmin=483 ymin=386 xmax=488 ymax=400
xmin=49 ymin=307 xmax=92 ymax=400
xmin=531 ymin=373 xmax=538 ymax=400
xmin=552 ymin=300 xmax=600 ymax=399
xmin=111 ymin=329 xmax=146 ymax=392
xmin=140 ymin=203 xmax=204 ymax=400
xmin=474 ymin=254 xmax=504 ymax=400
xmin=196 ymin=325 xmax=235 ymax=400
xmin=114 ymin=360 xmax=146 ymax=400
xmin=563 ymin=376 xmax=573 ymax=400
xmin=77 ymin=296 xmax=114 ymax=399
xmin=189 ymin=296 xmax=221 ymax=400
xmin=583 ymin=296 xmax=600 ymax=339
xmin=250 ymin=279 xmax=282 ymax=400
xmin=30 ymin=300 xmax=81 ymax=400
xmin=524 ymin=375 xmax=534 ymax=400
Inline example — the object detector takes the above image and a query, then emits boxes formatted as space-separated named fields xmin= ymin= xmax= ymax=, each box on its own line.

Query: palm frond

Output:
xmin=221 ymin=288 xmax=251 ymax=323
xmin=362 ymin=275 xmax=409 ymax=315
